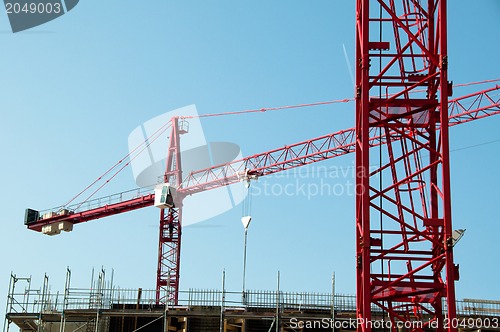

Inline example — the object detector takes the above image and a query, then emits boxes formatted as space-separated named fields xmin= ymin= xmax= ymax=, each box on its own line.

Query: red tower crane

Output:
xmin=25 ymin=84 xmax=500 ymax=307
xmin=19 ymin=1 xmax=500 ymax=329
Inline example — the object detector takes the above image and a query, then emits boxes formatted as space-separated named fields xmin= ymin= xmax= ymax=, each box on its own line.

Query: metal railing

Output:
xmin=458 ymin=298 xmax=500 ymax=317
xmin=38 ymin=186 xmax=155 ymax=217
xmin=6 ymin=284 xmax=500 ymax=317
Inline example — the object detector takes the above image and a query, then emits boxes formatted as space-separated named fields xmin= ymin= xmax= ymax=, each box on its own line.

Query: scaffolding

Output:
xmin=4 ymin=269 xmax=500 ymax=332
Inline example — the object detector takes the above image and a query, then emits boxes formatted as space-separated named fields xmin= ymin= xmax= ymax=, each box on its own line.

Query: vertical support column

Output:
xmin=59 ymin=268 xmax=71 ymax=332
xmin=354 ymin=0 xmax=457 ymax=331
xmin=276 ymin=271 xmax=280 ymax=332
xmin=355 ymin=0 xmax=372 ymax=330
xmin=220 ymin=270 xmax=225 ymax=332
xmin=157 ymin=206 xmax=182 ymax=304
xmin=3 ymin=274 xmax=15 ymax=332
xmin=331 ymin=272 xmax=336 ymax=332
xmin=38 ymin=274 xmax=49 ymax=332
xmin=156 ymin=117 xmax=184 ymax=305
xmin=438 ymin=0 xmax=458 ymax=323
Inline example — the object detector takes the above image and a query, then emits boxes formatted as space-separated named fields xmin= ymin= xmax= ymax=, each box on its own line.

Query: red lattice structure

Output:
xmin=355 ymin=0 xmax=457 ymax=330
xmin=157 ymin=117 xmax=185 ymax=305
xmin=25 ymin=83 xmax=499 ymax=308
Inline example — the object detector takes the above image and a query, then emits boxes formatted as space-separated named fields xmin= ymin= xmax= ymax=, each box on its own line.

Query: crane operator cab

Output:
xmin=154 ymin=183 xmax=177 ymax=209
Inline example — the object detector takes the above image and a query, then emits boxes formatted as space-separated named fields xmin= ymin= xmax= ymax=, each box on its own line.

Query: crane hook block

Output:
xmin=154 ymin=183 xmax=177 ymax=209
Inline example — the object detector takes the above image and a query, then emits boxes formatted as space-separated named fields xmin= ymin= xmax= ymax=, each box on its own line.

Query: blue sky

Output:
xmin=1 ymin=0 xmax=500 ymax=321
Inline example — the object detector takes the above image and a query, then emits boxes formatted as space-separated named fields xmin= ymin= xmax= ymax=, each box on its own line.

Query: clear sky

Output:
xmin=1 ymin=0 xmax=500 ymax=322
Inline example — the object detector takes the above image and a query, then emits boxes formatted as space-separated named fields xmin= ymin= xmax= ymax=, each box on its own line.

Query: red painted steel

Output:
xmin=27 ymin=194 xmax=155 ymax=232
xmin=180 ymin=85 xmax=499 ymax=195
xmin=355 ymin=1 xmax=458 ymax=331
xmin=26 ymin=83 xmax=499 ymax=306
xmin=28 ymin=85 xmax=500 ymax=230
xmin=21 ymin=0 xmax=500 ymax=320
xmin=156 ymin=117 xmax=184 ymax=305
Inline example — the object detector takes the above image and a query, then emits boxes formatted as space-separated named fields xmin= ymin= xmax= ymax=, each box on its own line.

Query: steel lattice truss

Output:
xmin=156 ymin=117 xmax=184 ymax=305
xmin=180 ymin=85 xmax=500 ymax=195
xmin=157 ymin=207 xmax=181 ymax=304
xmin=355 ymin=0 xmax=460 ymax=331
xmin=26 ymin=83 xmax=499 ymax=308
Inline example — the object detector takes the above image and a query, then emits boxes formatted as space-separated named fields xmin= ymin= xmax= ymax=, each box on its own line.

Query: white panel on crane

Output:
xmin=154 ymin=183 xmax=176 ymax=209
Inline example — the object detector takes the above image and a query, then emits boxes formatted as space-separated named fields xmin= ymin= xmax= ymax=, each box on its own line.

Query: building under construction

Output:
xmin=4 ymin=269 xmax=500 ymax=332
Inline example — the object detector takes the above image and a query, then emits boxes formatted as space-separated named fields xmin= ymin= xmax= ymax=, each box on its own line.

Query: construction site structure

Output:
xmin=15 ymin=0 xmax=500 ymax=329
xmin=23 ymin=82 xmax=500 ymax=307
xmin=4 ymin=270 xmax=500 ymax=332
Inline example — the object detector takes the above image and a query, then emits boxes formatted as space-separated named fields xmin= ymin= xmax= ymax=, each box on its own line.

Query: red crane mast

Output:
xmin=355 ymin=0 xmax=456 ymax=330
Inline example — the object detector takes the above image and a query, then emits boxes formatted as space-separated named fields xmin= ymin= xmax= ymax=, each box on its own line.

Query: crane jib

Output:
xmin=24 ymin=83 xmax=500 ymax=234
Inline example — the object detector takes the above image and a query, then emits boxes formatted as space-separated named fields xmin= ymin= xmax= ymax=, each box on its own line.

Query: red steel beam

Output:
xmin=27 ymin=194 xmax=155 ymax=232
